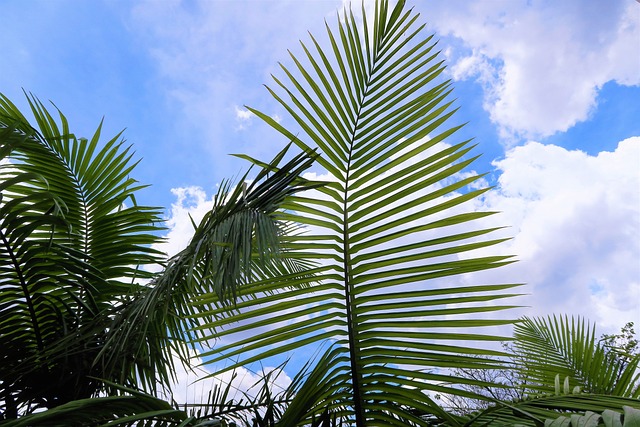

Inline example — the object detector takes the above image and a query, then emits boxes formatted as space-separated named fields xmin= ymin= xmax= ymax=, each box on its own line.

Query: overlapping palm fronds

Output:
xmin=0 ymin=92 xmax=165 ymax=414
xmin=0 ymin=92 xmax=318 ymax=419
xmin=4 ymin=1 xmax=634 ymax=425
xmin=0 ymin=382 xmax=188 ymax=427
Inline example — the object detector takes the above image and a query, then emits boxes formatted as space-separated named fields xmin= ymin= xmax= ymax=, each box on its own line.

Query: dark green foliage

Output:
xmin=0 ymin=93 xmax=318 ymax=420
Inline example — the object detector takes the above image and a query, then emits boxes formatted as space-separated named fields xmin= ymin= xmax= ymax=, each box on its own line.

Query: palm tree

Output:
xmin=511 ymin=315 xmax=640 ymax=398
xmin=187 ymin=1 xmax=523 ymax=425
xmin=0 ymin=91 xmax=318 ymax=421
xmin=435 ymin=315 xmax=640 ymax=424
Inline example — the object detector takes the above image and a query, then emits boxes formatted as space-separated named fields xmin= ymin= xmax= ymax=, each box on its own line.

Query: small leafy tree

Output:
xmin=436 ymin=343 xmax=525 ymax=415
xmin=601 ymin=322 xmax=639 ymax=373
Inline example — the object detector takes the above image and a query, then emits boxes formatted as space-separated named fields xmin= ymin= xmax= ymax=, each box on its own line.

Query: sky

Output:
xmin=1 ymin=0 xmax=639 ymax=404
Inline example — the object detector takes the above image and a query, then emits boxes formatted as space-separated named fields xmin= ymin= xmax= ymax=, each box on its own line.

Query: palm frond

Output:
xmin=512 ymin=315 xmax=640 ymax=398
xmin=93 ymin=144 xmax=321 ymax=393
xmin=0 ymin=381 xmax=188 ymax=427
xmin=0 ymin=92 xmax=165 ymax=413
xmin=1 ymin=90 xmax=321 ymax=418
xmin=190 ymin=1 xmax=522 ymax=424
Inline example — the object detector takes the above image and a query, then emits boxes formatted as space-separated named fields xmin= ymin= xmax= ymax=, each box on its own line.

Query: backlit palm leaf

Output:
xmin=191 ymin=1 xmax=522 ymax=425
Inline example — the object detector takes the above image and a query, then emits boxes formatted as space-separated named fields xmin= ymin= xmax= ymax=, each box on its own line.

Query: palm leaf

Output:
xmin=543 ymin=406 xmax=640 ymax=427
xmin=512 ymin=315 xmax=640 ymax=398
xmin=0 ymin=381 xmax=188 ymax=427
xmin=190 ymin=1 xmax=522 ymax=424
xmin=1 ymin=90 xmax=321 ymax=418
xmin=93 ymin=144 xmax=321 ymax=393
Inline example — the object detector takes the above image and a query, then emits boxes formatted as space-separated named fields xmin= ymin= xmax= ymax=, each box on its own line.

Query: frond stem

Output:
xmin=342 ymin=36 xmax=376 ymax=427
xmin=0 ymin=228 xmax=44 ymax=350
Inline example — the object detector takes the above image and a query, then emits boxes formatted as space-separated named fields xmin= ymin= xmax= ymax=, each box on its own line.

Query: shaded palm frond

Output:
xmin=0 ymin=381 xmax=188 ymax=427
xmin=0 ymin=93 xmax=165 ymax=414
xmin=1 ymin=90 xmax=320 ymax=418
xmin=93 ymin=144 xmax=321 ymax=393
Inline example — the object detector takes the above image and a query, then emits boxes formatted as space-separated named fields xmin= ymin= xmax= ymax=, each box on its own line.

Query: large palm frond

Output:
xmin=511 ymin=315 xmax=640 ymax=398
xmin=190 ymin=1 xmax=522 ymax=424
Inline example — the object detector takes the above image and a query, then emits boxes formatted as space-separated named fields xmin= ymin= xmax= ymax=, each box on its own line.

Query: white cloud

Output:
xmin=162 ymin=348 xmax=291 ymax=410
xmin=153 ymin=186 xmax=216 ymax=261
xmin=234 ymin=106 xmax=253 ymax=130
xmin=235 ymin=107 xmax=253 ymax=121
xmin=426 ymin=0 xmax=640 ymax=141
xmin=468 ymin=137 xmax=640 ymax=331
xmin=128 ymin=0 xmax=638 ymax=152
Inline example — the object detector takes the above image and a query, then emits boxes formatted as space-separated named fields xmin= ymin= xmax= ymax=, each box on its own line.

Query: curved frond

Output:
xmin=1 ymin=91 xmax=320 ymax=418
xmin=94 ymin=144 xmax=320 ymax=393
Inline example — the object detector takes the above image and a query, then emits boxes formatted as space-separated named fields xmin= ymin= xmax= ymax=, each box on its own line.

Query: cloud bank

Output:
xmin=470 ymin=137 xmax=640 ymax=330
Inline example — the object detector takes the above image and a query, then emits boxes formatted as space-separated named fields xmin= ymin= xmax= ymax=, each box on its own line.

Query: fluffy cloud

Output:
xmin=161 ymin=348 xmax=292 ymax=409
xmin=426 ymin=0 xmax=639 ymax=141
xmin=469 ymin=137 xmax=640 ymax=331
xmin=234 ymin=106 xmax=253 ymax=130
xmin=130 ymin=0 xmax=638 ymax=151
xmin=152 ymin=186 xmax=217 ymax=261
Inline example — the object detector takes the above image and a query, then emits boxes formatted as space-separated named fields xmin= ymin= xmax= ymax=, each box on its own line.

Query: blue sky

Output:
xmin=1 ymin=0 xmax=639 ymax=400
